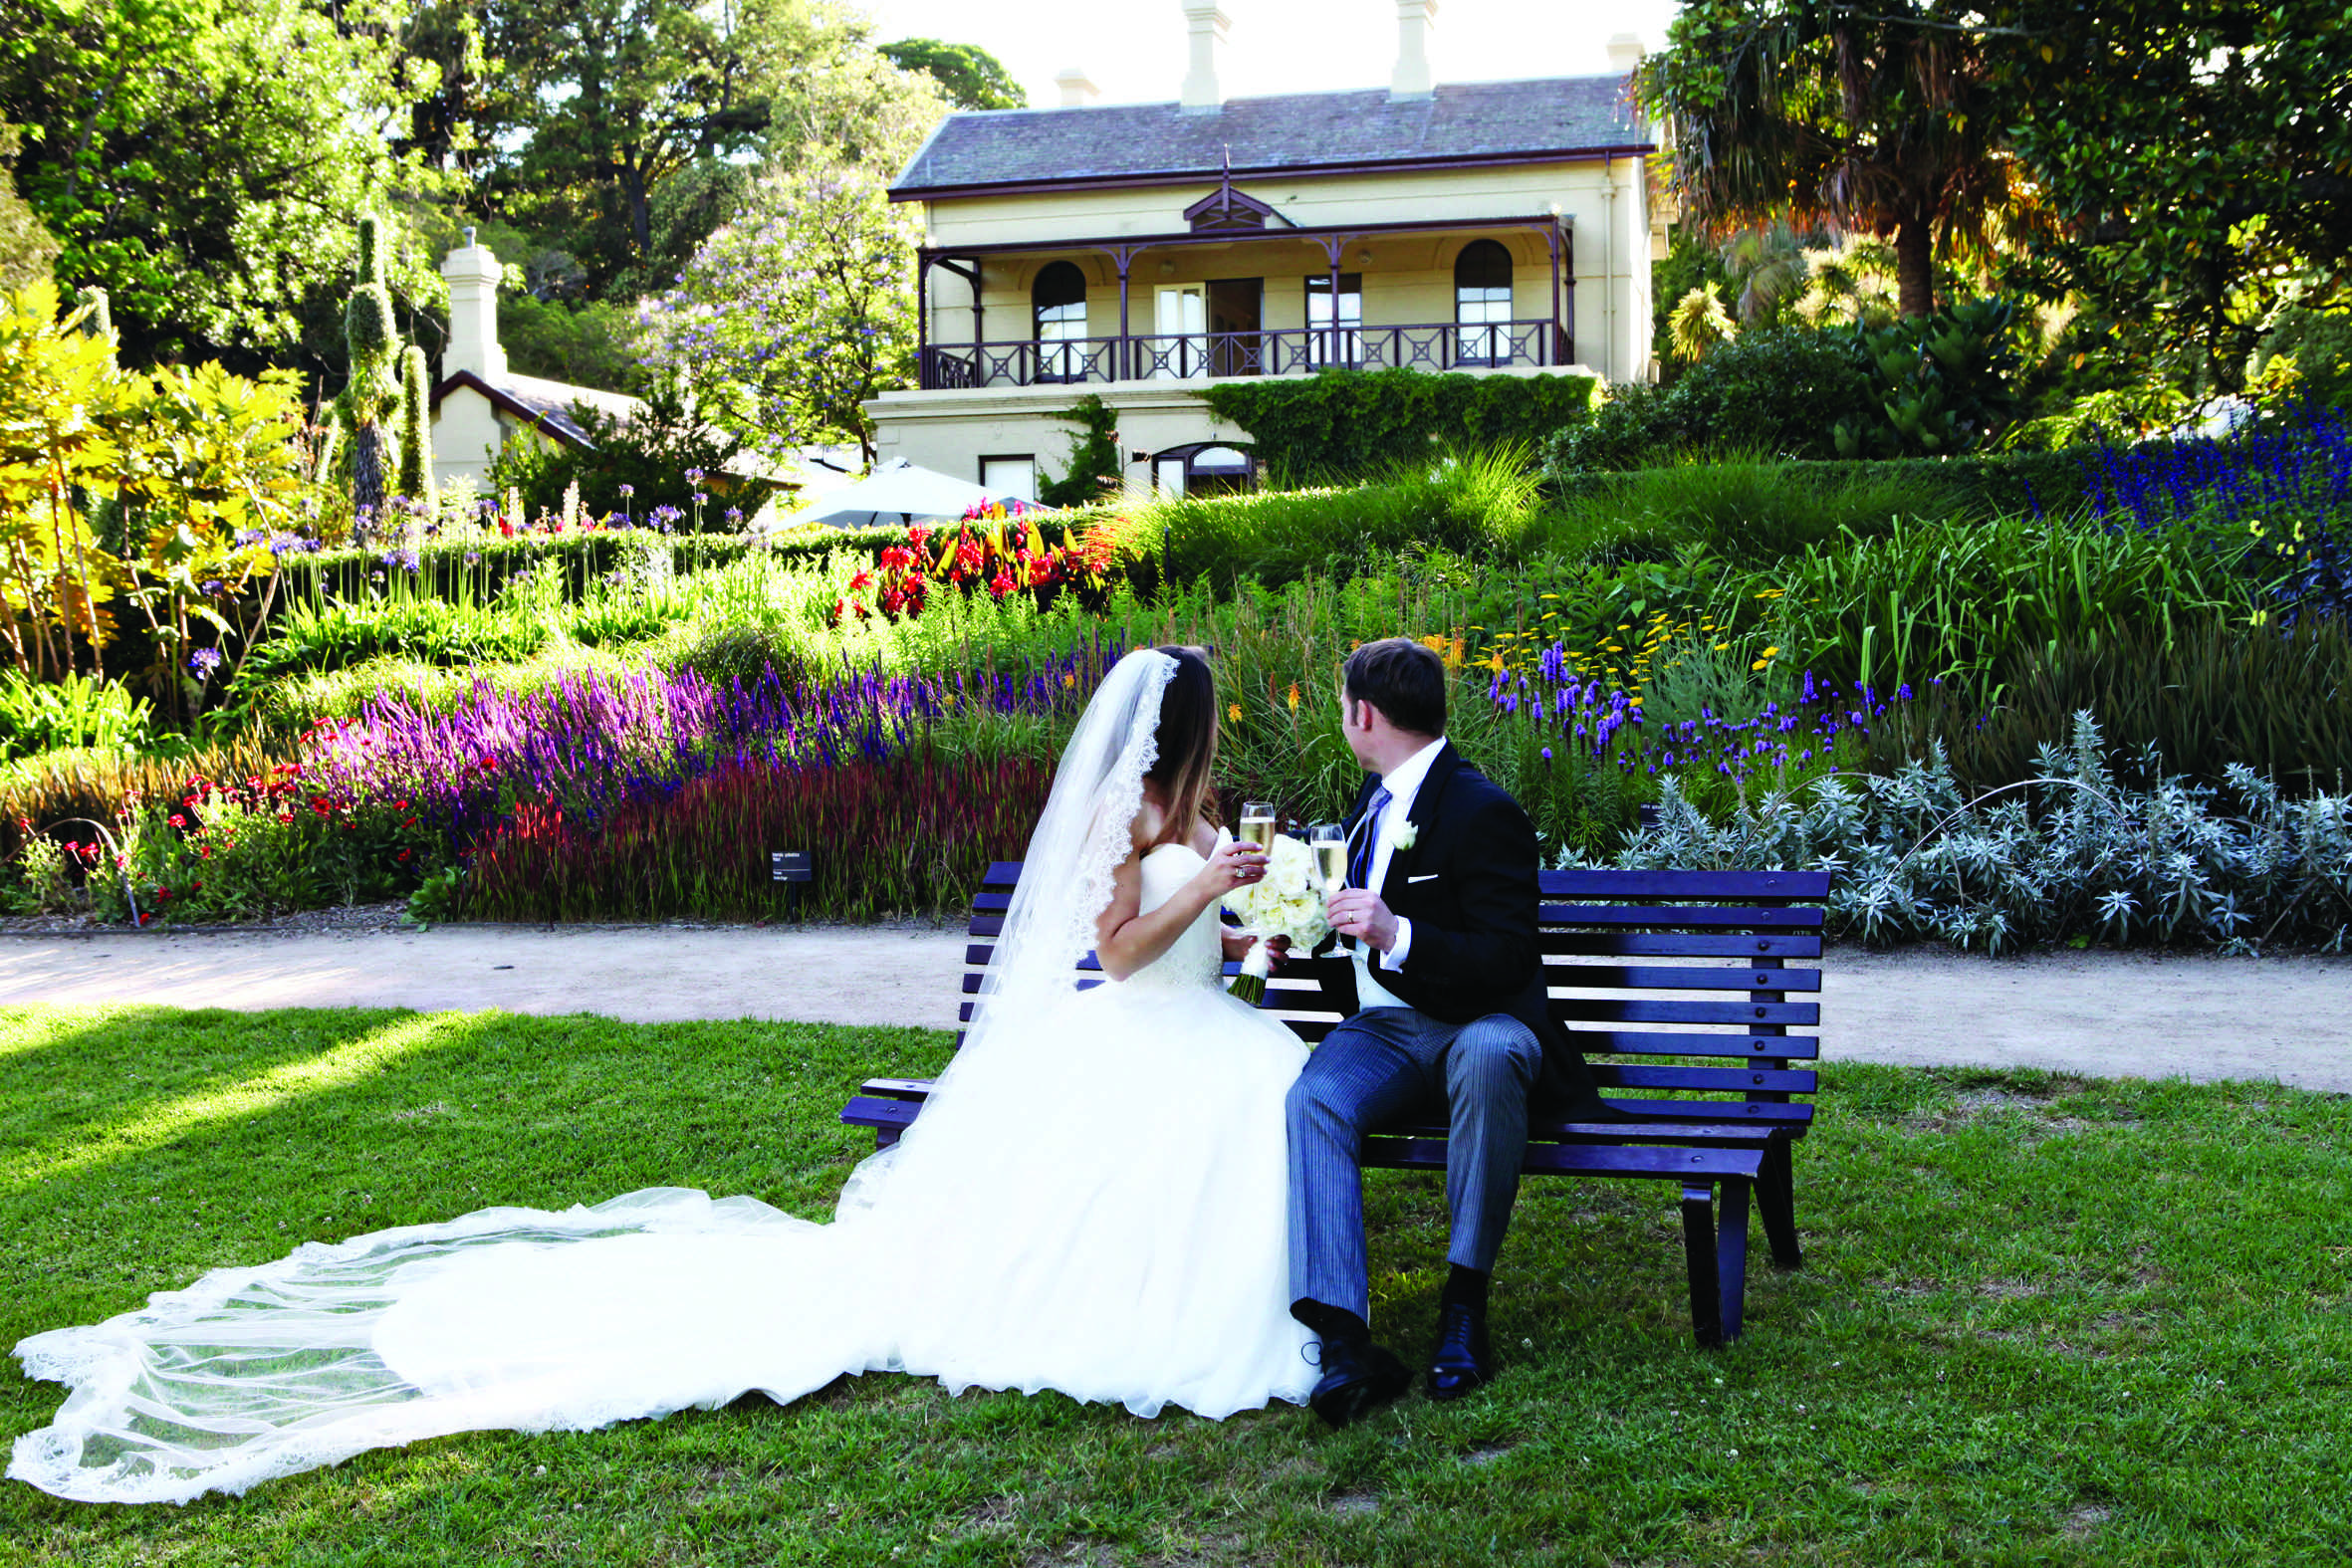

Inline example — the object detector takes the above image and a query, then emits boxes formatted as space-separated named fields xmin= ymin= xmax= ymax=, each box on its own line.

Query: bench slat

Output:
xmin=1538 ymin=963 xmax=1821 ymax=994
xmin=1556 ymin=998 xmax=1819 ymax=1025
xmin=1533 ymin=869 xmax=1832 ymax=900
xmin=1569 ymin=1028 xmax=1819 ymax=1060
xmin=1364 ymin=1138 xmax=1766 ymax=1181
xmin=1540 ymin=902 xmax=1825 ymax=930
xmin=1542 ymin=932 xmax=1824 ymax=958
xmin=1592 ymin=1063 xmax=1817 ymax=1093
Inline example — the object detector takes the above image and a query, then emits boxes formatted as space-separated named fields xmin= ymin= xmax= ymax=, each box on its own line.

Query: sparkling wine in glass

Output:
xmin=1307 ymin=822 xmax=1349 ymax=894
xmin=1239 ymin=800 xmax=1277 ymax=849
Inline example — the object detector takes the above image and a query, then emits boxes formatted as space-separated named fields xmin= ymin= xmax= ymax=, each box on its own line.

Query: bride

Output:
xmin=12 ymin=646 xmax=1319 ymax=1505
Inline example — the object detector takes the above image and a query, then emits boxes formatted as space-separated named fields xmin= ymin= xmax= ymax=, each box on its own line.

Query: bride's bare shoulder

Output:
xmin=1129 ymin=793 xmax=1168 ymax=857
xmin=1187 ymin=817 xmax=1220 ymax=858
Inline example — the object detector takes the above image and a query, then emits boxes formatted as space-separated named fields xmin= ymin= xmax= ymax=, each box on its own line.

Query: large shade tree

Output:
xmin=1640 ymin=0 xmax=2024 ymax=319
xmin=1982 ymin=0 xmax=2351 ymax=392
xmin=0 ymin=0 xmax=440 ymax=366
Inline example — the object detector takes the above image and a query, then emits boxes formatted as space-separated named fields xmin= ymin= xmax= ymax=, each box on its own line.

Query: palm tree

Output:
xmin=1640 ymin=0 xmax=2022 ymax=319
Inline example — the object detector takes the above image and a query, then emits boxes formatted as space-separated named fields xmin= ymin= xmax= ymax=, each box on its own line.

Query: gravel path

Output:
xmin=17 ymin=918 xmax=2351 ymax=1092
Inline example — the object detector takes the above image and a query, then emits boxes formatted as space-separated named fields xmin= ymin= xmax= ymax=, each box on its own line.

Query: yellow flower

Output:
xmin=1762 ymin=646 xmax=1779 ymax=657
xmin=1062 ymin=673 xmax=1076 ymax=688
xmin=1227 ymin=703 xmax=1242 ymax=721
xmin=1714 ymin=641 xmax=1731 ymax=651
xmin=1286 ymin=682 xmax=1300 ymax=711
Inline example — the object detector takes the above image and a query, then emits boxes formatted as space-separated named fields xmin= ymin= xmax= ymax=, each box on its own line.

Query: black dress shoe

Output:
xmin=1426 ymin=1302 xmax=1495 ymax=1401
xmin=1307 ymin=1339 xmax=1411 ymax=1428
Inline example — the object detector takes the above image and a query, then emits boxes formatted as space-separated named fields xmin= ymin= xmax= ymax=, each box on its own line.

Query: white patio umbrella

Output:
xmin=795 ymin=459 xmax=1031 ymax=529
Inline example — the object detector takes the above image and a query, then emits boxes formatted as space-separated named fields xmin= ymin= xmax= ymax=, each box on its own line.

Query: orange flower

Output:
xmin=1286 ymin=683 xmax=1300 ymax=711
xmin=1227 ymin=703 xmax=1242 ymax=722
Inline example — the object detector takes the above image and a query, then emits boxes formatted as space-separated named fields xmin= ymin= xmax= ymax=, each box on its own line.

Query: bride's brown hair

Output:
xmin=1142 ymin=645 xmax=1218 ymax=847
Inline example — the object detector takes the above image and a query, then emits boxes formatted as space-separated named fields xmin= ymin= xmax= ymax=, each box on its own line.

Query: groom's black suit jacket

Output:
xmin=1317 ymin=743 xmax=1606 ymax=1116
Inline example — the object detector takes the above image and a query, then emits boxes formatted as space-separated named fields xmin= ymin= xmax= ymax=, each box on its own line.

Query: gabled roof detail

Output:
xmin=893 ymin=76 xmax=1647 ymax=200
xmin=1182 ymin=153 xmax=1282 ymax=231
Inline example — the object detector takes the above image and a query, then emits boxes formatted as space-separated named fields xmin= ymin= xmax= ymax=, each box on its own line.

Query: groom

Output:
xmin=1288 ymin=637 xmax=1606 ymax=1427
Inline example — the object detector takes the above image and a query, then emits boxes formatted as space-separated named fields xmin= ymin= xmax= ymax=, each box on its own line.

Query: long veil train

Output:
xmin=10 ymin=649 xmax=1314 ymax=1505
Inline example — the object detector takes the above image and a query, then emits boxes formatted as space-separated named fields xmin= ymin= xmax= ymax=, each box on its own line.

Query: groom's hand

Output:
xmin=1325 ymin=888 xmax=1399 ymax=955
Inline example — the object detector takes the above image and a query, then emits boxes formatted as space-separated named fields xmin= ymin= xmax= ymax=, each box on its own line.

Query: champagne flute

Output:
xmin=1307 ymin=820 xmax=1350 ymax=951
xmin=1306 ymin=822 xmax=1349 ymax=895
xmin=1239 ymin=800 xmax=1277 ymax=849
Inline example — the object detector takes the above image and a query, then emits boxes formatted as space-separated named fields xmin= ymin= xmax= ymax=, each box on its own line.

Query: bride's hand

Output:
xmin=1196 ymin=837 xmax=1268 ymax=898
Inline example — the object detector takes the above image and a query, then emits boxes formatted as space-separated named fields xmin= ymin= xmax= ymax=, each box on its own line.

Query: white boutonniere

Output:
xmin=1392 ymin=821 xmax=1419 ymax=851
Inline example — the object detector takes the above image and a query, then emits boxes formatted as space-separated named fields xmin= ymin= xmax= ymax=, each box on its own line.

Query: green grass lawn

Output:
xmin=2 ymin=1005 xmax=2348 ymax=1566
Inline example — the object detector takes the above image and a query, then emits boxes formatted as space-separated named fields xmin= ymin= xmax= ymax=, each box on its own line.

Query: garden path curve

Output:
xmin=12 ymin=923 xmax=2349 ymax=1093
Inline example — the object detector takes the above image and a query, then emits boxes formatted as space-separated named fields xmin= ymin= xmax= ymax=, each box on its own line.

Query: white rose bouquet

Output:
xmin=1223 ymin=831 xmax=1331 ymax=1005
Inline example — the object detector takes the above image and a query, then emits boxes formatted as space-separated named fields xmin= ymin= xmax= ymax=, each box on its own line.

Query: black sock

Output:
xmin=1291 ymin=1298 xmax=1371 ymax=1351
xmin=1441 ymin=1265 xmax=1490 ymax=1316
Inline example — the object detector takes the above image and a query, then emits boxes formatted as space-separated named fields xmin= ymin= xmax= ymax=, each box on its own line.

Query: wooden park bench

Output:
xmin=841 ymin=864 xmax=1832 ymax=1348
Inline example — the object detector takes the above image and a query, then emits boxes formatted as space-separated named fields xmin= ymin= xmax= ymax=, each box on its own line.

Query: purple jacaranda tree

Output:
xmin=635 ymin=157 xmax=922 ymax=466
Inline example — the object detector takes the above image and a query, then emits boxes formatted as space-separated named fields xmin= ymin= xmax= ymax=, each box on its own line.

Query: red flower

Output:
xmin=396 ymin=848 xmax=412 ymax=862
xmin=955 ymin=535 xmax=985 ymax=573
xmin=988 ymin=569 xmax=1015 ymax=599
xmin=499 ymin=520 xmax=515 ymax=538
xmin=878 ymin=545 xmax=915 ymax=572
xmin=277 ymin=812 xmax=294 ymax=824
xmin=169 ymin=814 xmax=187 ymax=828
xmin=907 ymin=524 xmax=932 ymax=550
xmin=848 ymin=569 xmax=874 ymax=592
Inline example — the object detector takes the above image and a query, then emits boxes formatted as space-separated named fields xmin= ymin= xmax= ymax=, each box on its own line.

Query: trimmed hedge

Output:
xmin=1200 ymin=367 xmax=1598 ymax=479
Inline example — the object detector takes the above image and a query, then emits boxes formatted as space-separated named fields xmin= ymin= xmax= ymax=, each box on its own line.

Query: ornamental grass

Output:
xmin=457 ymin=750 xmax=1056 ymax=922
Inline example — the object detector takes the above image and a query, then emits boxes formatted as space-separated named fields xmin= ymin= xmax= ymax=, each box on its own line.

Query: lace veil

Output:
xmin=964 ymin=646 xmax=1178 ymax=1041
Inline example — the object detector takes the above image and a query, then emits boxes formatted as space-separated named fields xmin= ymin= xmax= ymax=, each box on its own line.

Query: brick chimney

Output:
xmin=1391 ymin=0 xmax=1437 ymax=102
xmin=1056 ymin=68 xmax=1099 ymax=108
xmin=1180 ymin=0 xmax=1228 ymax=112
xmin=440 ymin=229 xmax=505 ymax=383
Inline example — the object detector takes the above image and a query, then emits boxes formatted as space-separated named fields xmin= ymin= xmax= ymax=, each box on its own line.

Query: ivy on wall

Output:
xmin=1199 ymin=368 xmax=1599 ymax=480
xmin=1037 ymin=395 xmax=1123 ymax=508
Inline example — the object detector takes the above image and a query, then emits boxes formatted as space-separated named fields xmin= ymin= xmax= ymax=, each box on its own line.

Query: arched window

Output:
xmin=1034 ymin=261 xmax=1088 ymax=382
xmin=1454 ymin=240 xmax=1514 ymax=366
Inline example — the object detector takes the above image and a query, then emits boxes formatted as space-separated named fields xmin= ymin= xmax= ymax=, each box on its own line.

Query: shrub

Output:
xmin=1153 ymin=447 xmax=1542 ymax=588
xmin=1829 ymin=298 xmax=2024 ymax=458
xmin=483 ymin=375 xmax=773 ymax=531
xmin=0 ymin=672 xmax=151 ymax=760
xmin=1615 ymin=715 xmax=2352 ymax=953
xmin=1200 ymin=368 xmax=1597 ymax=481
xmin=1547 ymin=328 xmax=1876 ymax=472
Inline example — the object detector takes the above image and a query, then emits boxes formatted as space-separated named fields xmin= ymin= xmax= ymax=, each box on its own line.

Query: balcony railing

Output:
xmin=920 ymin=318 xmax=1565 ymax=391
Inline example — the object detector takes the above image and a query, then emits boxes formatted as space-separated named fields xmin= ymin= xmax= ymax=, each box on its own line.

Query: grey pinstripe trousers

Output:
xmin=1285 ymin=1006 xmax=1544 ymax=1322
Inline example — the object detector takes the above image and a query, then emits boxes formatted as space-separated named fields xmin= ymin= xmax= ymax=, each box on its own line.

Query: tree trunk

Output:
xmin=1893 ymin=214 xmax=1935 ymax=318
xmin=353 ymin=422 xmax=385 ymax=544
xmin=627 ymin=161 xmax=651 ymax=259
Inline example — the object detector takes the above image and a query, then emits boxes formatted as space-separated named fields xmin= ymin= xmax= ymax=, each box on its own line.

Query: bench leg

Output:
xmin=1716 ymin=1176 xmax=1750 ymax=1344
xmin=875 ymin=1128 xmax=901 ymax=1151
xmin=1680 ymin=1184 xmax=1724 ymax=1348
xmin=1757 ymin=1136 xmax=1802 ymax=1270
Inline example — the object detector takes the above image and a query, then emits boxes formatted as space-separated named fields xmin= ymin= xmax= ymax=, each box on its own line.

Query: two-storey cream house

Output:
xmin=863 ymin=2 xmax=1662 ymax=501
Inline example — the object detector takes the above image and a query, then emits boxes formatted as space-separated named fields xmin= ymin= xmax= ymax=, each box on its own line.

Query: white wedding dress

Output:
xmin=9 ymin=839 xmax=1317 ymax=1504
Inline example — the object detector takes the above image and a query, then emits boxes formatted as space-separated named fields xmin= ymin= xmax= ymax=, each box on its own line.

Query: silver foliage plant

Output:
xmin=1604 ymin=712 xmax=2352 ymax=953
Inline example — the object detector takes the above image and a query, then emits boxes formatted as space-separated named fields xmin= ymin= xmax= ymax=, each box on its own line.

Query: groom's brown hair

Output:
xmin=1341 ymin=638 xmax=1446 ymax=737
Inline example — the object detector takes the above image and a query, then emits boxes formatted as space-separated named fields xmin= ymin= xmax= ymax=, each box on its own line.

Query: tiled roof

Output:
xmin=484 ymin=372 xmax=644 ymax=447
xmin=894 ymin=76 xmax=1647 ymax=197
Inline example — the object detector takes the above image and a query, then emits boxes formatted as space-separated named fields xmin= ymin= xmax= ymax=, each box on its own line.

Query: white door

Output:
xmin=1153 ymin=285 xmax=1207 ymax=380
